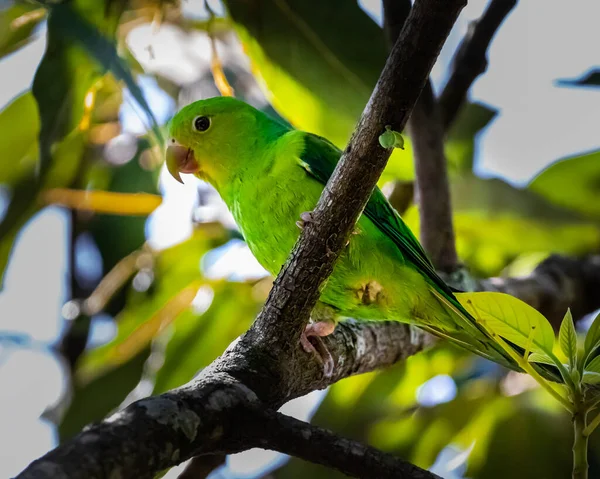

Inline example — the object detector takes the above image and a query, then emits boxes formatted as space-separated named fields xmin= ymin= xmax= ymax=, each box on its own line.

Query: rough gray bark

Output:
xmin=439 ymin=0 xmax=518 ymax=130
xmin=18 ymin=1 xmax=467 ymax=477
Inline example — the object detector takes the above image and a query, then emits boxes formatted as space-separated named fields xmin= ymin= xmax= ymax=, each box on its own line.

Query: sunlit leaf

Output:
xmin=528 ymin=352 xmax=556 ymax=367
xmin=583 ymin=372 xmax=600 ymax=385
xmin=558 ymin=309 xmax=577 ymax=368
xmin=585 ymin=356 xmax=600 ymax=375
xmin=0 ymin=92 xmax=39 ymax=187
xmin=42 ymin=189 xmax=162 ymax=215
xmin=584 ymin=312 xmax=600 ymax=361
xmin=529 ymin=149 xmax=600 ymax=219
xmin=457 ymin=292 xmax=555 ymax=356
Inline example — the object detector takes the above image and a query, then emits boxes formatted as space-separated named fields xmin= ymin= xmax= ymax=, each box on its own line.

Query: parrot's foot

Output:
xmin=300 ymin=321 xmax=336 ymax=378
xmin=295 ymin=211 xmax=314 ymax=229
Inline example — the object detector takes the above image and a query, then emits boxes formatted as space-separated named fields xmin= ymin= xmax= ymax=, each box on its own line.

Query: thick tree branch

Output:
xmin=439 ymin=0 xmax=518 ymax=130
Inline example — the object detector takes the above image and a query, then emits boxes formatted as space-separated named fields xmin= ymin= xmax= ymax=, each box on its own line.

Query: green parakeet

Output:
xmin=165 ymin=97 xmax=555 ymax=379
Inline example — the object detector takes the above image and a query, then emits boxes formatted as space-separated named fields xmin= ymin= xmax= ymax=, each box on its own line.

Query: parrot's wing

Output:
xmin=297 ymin=132 xmax=456 ymax=300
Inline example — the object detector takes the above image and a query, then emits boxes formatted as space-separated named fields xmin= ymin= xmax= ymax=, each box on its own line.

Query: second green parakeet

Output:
xmin=165 ymin=97 xmax=549 ymax=378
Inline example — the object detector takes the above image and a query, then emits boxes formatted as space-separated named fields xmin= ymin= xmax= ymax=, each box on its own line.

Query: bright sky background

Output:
xmin=1 ymin=0 xmax=599 ymax=477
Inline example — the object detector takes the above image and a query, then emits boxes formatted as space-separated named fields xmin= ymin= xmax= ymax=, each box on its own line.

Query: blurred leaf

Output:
xmin=400 ymin=175 xmax=600 ymax=276
xmin=78 ymin=228 xmax=229 ymax=379
xmin=226 ymin=0 xmax=384 ymax=146
xmin=585 ymin=312 xmax=600 ymax=362
xmin=153 ymin=281 xmax=260 ymax=394
xmin=47 ymin=3 xmax=163 ymax=145
xmin=558 ymin=309 xmax=577 ymax=369
xmin=0 ymin=3 xmax=45 ymax=59
xmin=446 ymin=102 xmax=497 ymax=172
xmin=42 ymin=189 xmax=162 ymax=215
xmin=457 ymin=292 xmax=555 ymax=356
xmin=0 ymin=92 xmax=39 ymax=187
xmin=0 ymin=0 xmax=124 ymax=286
xmin=227 ymin=0 xmax=415 ymax=182
xmin=86 ymin=145 xmax=161 ymax=278
xmin=529 ymin=149 xmax=600 ymax=220
xmin=556 ymin=69 xmax=600 ymax=88
xmin=59 ymin=348 xmax=150 ymax=441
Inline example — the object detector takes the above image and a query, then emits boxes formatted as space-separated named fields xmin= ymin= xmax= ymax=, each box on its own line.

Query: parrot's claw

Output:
xmin=300 ymin=321 xmax=336 ymax=378
xmin=296 ymin=211 xmax=315 ymax=230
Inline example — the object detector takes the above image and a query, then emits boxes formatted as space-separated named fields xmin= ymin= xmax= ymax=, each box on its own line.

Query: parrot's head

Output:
xmin=166 ymin=97 xmax=286 ymax=189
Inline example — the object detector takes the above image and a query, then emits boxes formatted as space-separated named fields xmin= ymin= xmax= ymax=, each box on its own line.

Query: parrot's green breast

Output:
xmin=224 ymin=131 xmax=440 ymax=324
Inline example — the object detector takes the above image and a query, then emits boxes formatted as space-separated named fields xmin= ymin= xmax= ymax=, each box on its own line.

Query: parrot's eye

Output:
xmin=193 ymin=116 xmax=211 ymax=132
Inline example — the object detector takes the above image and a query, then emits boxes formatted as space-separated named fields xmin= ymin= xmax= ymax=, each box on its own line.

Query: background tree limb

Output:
xmin=439 ymin=0 xmax=518 ymax=131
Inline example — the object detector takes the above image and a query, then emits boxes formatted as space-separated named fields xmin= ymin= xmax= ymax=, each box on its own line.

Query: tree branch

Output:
xmin=408 ymin=82 xmax=459 ymax=271
xmin=252 ymin=409 xmax=441 ymax=479
xmin=439 ymin=0 xmax=518 ymax=130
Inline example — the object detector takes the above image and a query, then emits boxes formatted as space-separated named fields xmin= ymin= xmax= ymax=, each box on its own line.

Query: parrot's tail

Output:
xmin=426 ymin=287 xmax=562 ymax=383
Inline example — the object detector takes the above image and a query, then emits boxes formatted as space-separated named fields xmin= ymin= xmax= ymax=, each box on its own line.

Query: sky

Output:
xmin=1 ymin=0 xmax=599 ymax=477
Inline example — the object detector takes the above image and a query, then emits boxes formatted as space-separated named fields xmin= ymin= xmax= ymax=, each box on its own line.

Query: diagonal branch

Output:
xmin=252 ymin=409 xmax=441 ymax=479
xmin=439 ymin=0 xmax=518 ymax=131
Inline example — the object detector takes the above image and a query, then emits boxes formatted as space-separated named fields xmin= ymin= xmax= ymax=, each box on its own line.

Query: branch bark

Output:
xmin=408 ymin=82 xmax=459 ymax=271
xmin=439 ymin=0 xmax=518 ymax=130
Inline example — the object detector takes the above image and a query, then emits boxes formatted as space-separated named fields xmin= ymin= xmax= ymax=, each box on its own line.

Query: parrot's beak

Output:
xmin=166 ymin=141 xmax=199 ymax=184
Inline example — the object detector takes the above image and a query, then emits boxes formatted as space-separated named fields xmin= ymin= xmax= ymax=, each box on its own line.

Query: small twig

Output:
xmin=252 ymin=409 xmax=441 ymax=479
xmin=439 ymin=0 xmax=518 ymax=130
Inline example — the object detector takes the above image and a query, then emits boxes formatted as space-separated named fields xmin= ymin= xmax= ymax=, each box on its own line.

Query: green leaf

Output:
xmin=152 ymin=282 xmax=260 ymax=394
xmin=457 ymin=292 xmax=555 ymax=356
xmin=400 ymin=174 xmax=600 ymax=276
xmin=0 ymin=3 xmax=46 ymax=59
xmin=556 ymin=69 xmax=600 ymax=88
xmin=582 ymin=371 xmax=600 ymax=385
xmin=527 ymin=352 xmax=556 ymax=366
xmin=529 ymin=149 xmax=600 ymax=219
xmin=0 ymin=92 xmax=39 ymax=187
xmin=584 ymin=312 xmax=600 ymax=359
xmin=585 ymin=355 xmax=600 ymax=374
xmin=558 ymin=309 xmax=577 ymax=368
xmin=49 ymin=3 xmax=163 ymax=146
